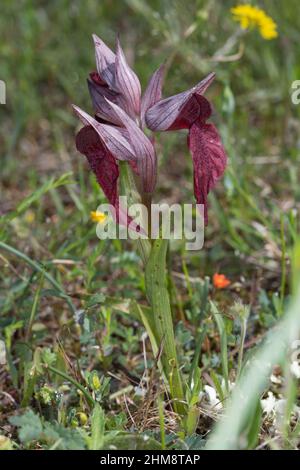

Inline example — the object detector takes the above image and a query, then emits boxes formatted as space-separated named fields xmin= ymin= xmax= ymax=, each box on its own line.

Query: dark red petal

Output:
xmin=169 ymin=95 xmax=212 ymax=130
xmin=76 ymin=125 xmax=118 ymax=205
xmin=73 ymin=105 xmax=136 ymax=162
xmin=76 ymin=126 xmax=140 ymax=232
xmin=188 ymin=121 xmax=227 ymax=225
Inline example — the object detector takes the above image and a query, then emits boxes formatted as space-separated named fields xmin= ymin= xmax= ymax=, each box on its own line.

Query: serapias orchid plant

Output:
xmin=73 ymin=35 xmax=227 ymax=417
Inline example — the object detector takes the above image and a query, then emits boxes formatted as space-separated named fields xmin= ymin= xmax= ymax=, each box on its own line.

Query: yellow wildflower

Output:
xmin=92 ymin=374 xmax=101 ymax=391
xmin=24 ymin=209 xmax=35 ymax=224
xmin=90 ymin=210 xmax=107 ymax=223
xmin=77 ymin=412 xmax=88 ymax=426
xmin=231 ymin=4 xmax=278 ymax=40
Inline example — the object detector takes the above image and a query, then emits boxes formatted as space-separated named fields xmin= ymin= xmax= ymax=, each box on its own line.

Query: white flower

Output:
xmin=204 ymin=385 xmax=223 ymax=410
xmin=290 ymin=360 xmax=300 ymax=379
xmin=261 ymin=391 xmax=276 ymax=415
xmin=270 ymin=374 xmax=282 ymax=384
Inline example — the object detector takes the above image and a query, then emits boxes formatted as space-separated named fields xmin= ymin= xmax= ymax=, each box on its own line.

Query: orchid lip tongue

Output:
xmin=188 ymin=120 xmax=227 ymax=225
xmin=76 ymin=125 xmax=142 ymax=233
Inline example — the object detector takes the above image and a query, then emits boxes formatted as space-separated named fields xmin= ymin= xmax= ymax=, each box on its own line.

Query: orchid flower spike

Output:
xmin=73 ymin=35 xmax=162 ymax=229
xmin=73 ymin=35 xmax=227 ymax=227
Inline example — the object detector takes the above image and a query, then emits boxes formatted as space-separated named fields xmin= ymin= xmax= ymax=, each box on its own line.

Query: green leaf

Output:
xmin=86 ymin=293 xmax=106 ymax=308
xmin=9 ymin=410 xmax=43 ymax=444
xmin=145 ymin=238 xmax=185 ymax=413
xmin=207 ymin=276 xmax=300 ymax=449
xmin=43 ymin=423 xmax=85 ymax=450
xmin=90 ymin=404 xmax=105 ymax=450
xmin=184 ymin=433 xmax=206 ymax=450
xmin=246 ymin=399 xmax=262 ymax=449
xmin=210 ymin=301 xmax=229 ymax=393
xmin=131 ymin=300 xmax=159 ymax=359
xmin=9 ymin=410 xmax=85 ymax=449
xmin=0 ymin=241 xmax=77 ymax=315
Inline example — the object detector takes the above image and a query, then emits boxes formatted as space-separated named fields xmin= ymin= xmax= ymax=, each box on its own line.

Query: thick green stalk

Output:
xmin=145 ymin=238 xmax=185 ymax=414
xmin=119 ymin=162 xmax=151 ymax=264
xmin=119 ymin=162 xmax=185 ymax=414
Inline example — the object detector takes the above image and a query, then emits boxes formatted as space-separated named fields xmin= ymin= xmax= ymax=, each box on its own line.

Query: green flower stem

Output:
xmin=141 ymin=191 xmax=152 ymax=237
xmin=119 ymin=162 xmax=151 ymax=264
xmin=145 ymin=238 xmax=185 ymax=414
xmin=119 ymin=163 xmax=185 ymax=414
xmin=45 ymin=364 xmax=95 ymax=407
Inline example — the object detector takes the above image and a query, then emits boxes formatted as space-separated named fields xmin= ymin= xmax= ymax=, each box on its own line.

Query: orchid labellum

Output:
xmin=145 ymin=72 xmax=227 ymax=224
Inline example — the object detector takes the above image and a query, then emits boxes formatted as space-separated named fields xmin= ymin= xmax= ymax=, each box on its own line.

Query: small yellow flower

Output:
xmin=24 ymin=209 xmax=35 ymax=224
xmin=90 ymin=210 xmax=107 ymax=223
xmin=231 ymin=4 xmax=278 ymax=40
xmin=77 ymin=412 xmax=88 ymax=426
xmin=92 ymin=374 xmax=101 ymax=391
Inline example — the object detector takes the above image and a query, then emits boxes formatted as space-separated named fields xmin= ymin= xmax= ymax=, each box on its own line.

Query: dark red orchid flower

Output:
xmin=73 ymin=36 xmax=163 ymax=229
xmin=145 ymin=72 xmax=227 ymax=224
xmin=73 ymin=35 xmax=227 ymax=227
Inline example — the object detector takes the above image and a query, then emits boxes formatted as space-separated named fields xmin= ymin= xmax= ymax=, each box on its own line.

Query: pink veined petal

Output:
xmin=87 ymin=78 xmax=123 ymax=125
xmin=193 ymin=72 xmax=216 ymax=96
xmin=114 ymin=38 xmax=141 ymax=118
xmin=93 ymin=34 xmax=116 ymax=88
xmin=188 ymin=121 xmax=227 ymax=225
xmin=72 ymin=105 xmax=136 ymax=162
xmin=145 ymin=72 xmax=215 ymax=131
xmin=141 ymin=64 xmax=165 ymax=128
xmin=104 ymin=99 xmax=157 ymax=193
xmin=76 ymin=125 xmax=141 ymax=232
